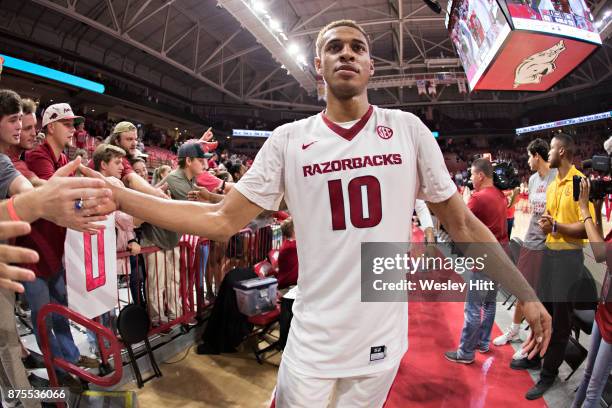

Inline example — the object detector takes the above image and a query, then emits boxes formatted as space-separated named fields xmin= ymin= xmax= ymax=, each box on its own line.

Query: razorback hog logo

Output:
xmin=513 ymin=40 xmax=566 ymax=88
xmin=376 ymin=125 xmax=393 ymax=139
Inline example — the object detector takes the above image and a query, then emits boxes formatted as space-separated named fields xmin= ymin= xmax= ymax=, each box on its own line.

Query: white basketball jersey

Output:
xmin=235 ymin=105 xmax=456 ymax=377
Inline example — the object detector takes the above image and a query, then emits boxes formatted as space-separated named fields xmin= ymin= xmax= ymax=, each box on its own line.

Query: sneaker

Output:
xmin=477 ymin=345 xmax=490 ymax=354
xmin=493 ymin=327 xmax=520 ymax=346
xmin=22 ymin=351 xmax=46 ymax=369
xmin=444 ymin=351 xmax=474 ymax=364
xmin=77 ymin=355 xmax=100 ymax=369
xmin=28 ymin=373 xmax=50 ymax=388
xmin=512 ymin=348 xmax=528 ymax=360
xmin=88 ymin=345 xmax=99 ymax=358
xmin=525 ymin=379 xmax=554 ymax=400
xmin=510 ymin=356 xmax=541 ymax=370
xmin=15 ymin=304 xmax=31 ymax=318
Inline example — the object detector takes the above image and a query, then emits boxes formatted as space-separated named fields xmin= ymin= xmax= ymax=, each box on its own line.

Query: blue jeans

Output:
xmin=198 ymin=244 xmax=210 ymax=295
xmin=572 ymin=319 xmax=612 ymax=408
xmin=457 ymin=273 xmax=498 ymax=360
xmin=86 ymin=311 xmax=115 ymax=353
xmin=22 ymin=271 xmax=80 ymax=370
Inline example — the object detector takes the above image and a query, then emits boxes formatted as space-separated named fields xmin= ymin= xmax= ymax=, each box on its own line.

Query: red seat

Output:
xmin=245 ymin=302 xmax=280 ymax=364
xmin=248 ymin=306 xmax=280 ymax=326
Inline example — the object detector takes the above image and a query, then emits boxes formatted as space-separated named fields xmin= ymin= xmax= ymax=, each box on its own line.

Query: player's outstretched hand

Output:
xmin=37 ymin=158 xmax=113 ymax=233
xmin=520 ymin=301 xmax=552 ymax=359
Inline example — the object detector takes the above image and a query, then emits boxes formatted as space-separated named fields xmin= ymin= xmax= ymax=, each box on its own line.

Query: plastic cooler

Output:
xmin=234 ymin=277 xmax=278 ymax=316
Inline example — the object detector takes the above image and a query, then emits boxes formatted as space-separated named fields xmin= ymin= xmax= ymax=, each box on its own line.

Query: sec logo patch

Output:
xmin=376 ymin=126 xmax=393 ymax=139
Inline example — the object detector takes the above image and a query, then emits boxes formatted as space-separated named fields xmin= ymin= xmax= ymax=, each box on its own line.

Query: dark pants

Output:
xmin=279 ymin=297 xmax=294 ymax=350
xmin=539 ymin=249 xmax=584 ymax=382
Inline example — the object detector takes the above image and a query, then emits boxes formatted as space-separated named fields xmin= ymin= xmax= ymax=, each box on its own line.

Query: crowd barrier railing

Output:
xmin=37 ymin=225 xmax=282 ymax=402
xmin=38 ymin=304 xmax=123 ymax=408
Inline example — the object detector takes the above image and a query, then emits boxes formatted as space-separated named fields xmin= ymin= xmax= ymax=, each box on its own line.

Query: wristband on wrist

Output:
xmin=7 ymin=196 xmax=22 ymax=222
xmin=583 ymin=216 xmax=593 ymax=223
xmin=552 ymin=220 xmax=558 ymax=234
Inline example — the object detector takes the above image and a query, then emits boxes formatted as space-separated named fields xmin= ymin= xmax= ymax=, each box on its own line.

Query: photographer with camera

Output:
xmin=571 ymin=139 xmax=612 ymax=408
xmin=445 ymin=158 xmax=508 ymax=364
xmin=524 ymin=133 xmax=596 ymax=400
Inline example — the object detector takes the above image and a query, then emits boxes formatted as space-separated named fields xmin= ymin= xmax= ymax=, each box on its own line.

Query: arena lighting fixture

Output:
xmin=287 ymin=43 xmax=300 ymax=56
xmin=251 ymin=0 xmax=266 ymax=14
xmin=0 ymin=54 xmax=105 ymax=94
xmin=268 ymin=18 xmax=282 ymax=32
xmin=219 ymin=0 xmax=316 ymax=92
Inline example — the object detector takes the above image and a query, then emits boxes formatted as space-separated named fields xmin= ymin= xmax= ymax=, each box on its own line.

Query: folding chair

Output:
xmin=116 ymin=304 xmax=162 ymax=388
xmin=241 ymin=262 xmax=281 ymax=364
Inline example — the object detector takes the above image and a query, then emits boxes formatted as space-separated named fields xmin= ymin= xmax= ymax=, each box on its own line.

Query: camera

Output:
xmin=572 ymin=154 xmax=612 ymax=201
xmin=492 ymin=161 xmax=520 ymax=190
xmin=463 ymin=158 xmax=520 ymax=191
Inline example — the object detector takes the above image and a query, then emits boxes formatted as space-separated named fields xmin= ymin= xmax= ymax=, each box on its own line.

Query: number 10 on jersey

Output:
xmin=328 ymin=175 xmax=382 ymax=230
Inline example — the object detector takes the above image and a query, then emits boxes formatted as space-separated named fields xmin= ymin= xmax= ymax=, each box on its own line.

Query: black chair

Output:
xmin=564 ymin=308 xmax=595 ymax=381
xmin=116 ymin=304 xmax=162 ymax=388
xmin=572 ymin=309 xmax=595 ymax=340
xmin=502 ymin=237 xmax=524 ymax=309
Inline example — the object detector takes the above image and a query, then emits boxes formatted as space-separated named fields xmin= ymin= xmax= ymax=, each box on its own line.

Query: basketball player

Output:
xmin=82 ymin=20 xmax=551 ymax=407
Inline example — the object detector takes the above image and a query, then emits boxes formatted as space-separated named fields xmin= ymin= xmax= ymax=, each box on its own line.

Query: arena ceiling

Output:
xmin=0 ymin=0 xmax=611 ymax=112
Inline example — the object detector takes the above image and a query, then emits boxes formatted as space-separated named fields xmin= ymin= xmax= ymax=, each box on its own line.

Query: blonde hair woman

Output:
xmin=152 ymin=165 xmax=171 ymax=186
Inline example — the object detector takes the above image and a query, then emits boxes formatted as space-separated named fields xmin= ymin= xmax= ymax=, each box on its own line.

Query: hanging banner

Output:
xmin=416 ymin=80 xmax=427 ymax=95
xmin=65 ymin=214 xmax=117 ymax=319
xmin=427 ymin=80 xmax=437 ymax=96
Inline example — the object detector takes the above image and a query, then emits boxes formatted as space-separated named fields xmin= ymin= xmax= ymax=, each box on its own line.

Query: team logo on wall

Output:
xmin=376 ymin=126 xmax=393 ymax=140
xmin=513 ymin=40 xmax=566 ymax=88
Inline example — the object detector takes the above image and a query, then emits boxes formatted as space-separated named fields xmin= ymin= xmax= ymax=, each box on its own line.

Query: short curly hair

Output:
xmin=527 ymin=138 xmax=549 ymax=162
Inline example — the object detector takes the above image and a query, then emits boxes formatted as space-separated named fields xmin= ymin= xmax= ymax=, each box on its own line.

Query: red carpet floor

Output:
xmin=385 ymin=300 xmax=548 ymax=408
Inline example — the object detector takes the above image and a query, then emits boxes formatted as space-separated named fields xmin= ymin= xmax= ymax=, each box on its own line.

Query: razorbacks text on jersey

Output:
xmin=235 ymin=105 xmax=457 ymax=377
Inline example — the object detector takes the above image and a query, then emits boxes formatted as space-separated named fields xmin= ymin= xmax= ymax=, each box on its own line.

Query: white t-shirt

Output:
xmin=235 ymin=105 xmax=456 ymax=377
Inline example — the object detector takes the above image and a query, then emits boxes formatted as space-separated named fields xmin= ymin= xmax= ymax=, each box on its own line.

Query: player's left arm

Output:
xmin=428 ymin=192 xmax=551 ymax=358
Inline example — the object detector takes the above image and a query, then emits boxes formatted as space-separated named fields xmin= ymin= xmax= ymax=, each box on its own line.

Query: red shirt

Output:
xmin=277 ymin=239 xmax=298 ymax=289
xmin=196 ymin=171 xmax=222 ymax=192
xmin=468 ymin=186 xmax=509 ymax=244
xmin=74 ymin=129 xmax=89 ymax=148
xmin=597 ymin=231 xmax=612 ymax=343
xmin=21 ymin=142 xmax=69 ymax=278
xmin=6 ymin=145 xmax=35 ymax=180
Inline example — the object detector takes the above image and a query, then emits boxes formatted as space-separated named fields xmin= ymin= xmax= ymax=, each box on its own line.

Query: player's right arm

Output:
xmin=88 ymin=166 xmax=263 ymax=241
